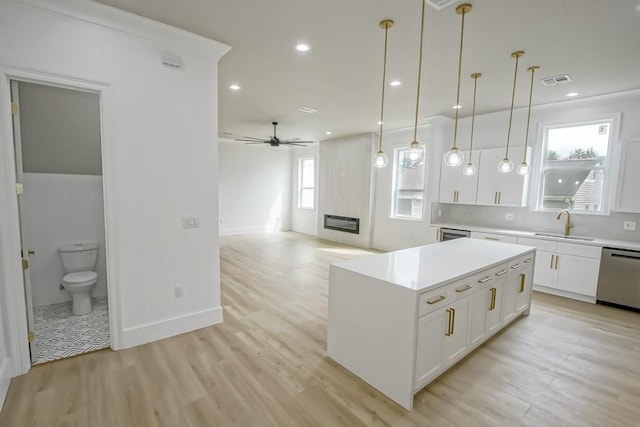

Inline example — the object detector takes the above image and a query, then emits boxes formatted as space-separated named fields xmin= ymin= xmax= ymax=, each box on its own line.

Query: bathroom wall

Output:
xmin=23 ymin=173 xmax=107 ymax=306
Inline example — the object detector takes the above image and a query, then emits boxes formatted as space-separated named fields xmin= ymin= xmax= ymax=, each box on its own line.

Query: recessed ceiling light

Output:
xmin=297 ymin=106 xmax=317 ymax=114
xmin=558 ymin=179 xmax=563 ymax=183
xmin=229 ymin=84 xmax=240 ymax=91
xmin=295 ymin=43 xmax=310 ymax=52
xmin=566 ymin=92 xmax=579 ymax=97
xmin=390 ymin=80 xmax=402 ymax=87
xmin=452 ymin=105 xmax=462 ymax=109
xmin=574 ymin=181 xmax=580 ymax=185
xmin=325 ymin=131 xmax=332 ymax=135
xmin=377 ymin=121 xmax=383 ymax=125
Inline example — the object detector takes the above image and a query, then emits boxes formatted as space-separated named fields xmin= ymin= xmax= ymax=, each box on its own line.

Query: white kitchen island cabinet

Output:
xmin=327 ymin=238 xmax=535 ymax=411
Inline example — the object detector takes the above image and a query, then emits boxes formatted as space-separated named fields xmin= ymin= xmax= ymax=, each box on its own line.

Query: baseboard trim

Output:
xmin=219 ymin=227 xmax=290 ymax=236
xmin=120 ymin=306 xmax=223 ymax=349
xmin=0 ymin=357 xmax=10 ymax=412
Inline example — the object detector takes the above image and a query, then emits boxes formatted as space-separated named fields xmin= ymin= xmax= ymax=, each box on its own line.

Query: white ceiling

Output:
xmin=94 ymin=0 xmax=640 ymax=143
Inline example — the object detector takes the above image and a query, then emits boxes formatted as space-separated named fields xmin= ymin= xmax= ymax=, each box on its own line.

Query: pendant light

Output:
xmin=407 ymin=0 xmax=427 ymax=164
xmin=498 ymin=50 xmax=524 ymax=173
xmin=373 ymin=19 xmax=394 ymax=168
xmin=444 ymin=3 xmax=472 ymax=168
xmin=463 ymin=72 xmax=481 ymax=176
xmin=516 ymin=65 xmax=539 ymax=176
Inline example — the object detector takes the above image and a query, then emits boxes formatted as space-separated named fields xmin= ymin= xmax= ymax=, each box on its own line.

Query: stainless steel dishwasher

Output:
xmin=597 ymin=247 xmax=640 ymax=312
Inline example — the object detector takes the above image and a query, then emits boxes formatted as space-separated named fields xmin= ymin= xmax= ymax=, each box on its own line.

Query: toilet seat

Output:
xmin=63 ymin=271 xmax=98 ymax=287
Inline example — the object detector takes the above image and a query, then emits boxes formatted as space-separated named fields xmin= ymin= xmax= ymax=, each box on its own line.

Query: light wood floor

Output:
xmin=2 ymin=232 xmax=640 ymax=426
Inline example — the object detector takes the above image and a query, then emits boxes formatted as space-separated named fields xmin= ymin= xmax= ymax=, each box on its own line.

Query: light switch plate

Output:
xmin=505 ymin=213 xmax=514 ymax=221
xmin=182 ymin=217 xmax=200 ymax=229
xmin=623 ymin=221 xmax=637 ymax=231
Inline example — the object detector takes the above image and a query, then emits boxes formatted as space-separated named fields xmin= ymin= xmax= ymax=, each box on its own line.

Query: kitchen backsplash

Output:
xmin=432 ymin=203 xmax=640 ymax=243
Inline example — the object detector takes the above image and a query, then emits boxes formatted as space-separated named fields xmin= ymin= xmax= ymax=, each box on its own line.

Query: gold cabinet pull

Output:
xmin=495 ymin=269 xmax=507 ymax=276
xmin=498 ymin=192 xmax=502 ymax=204
xmin=445 ymin=308 xmax=453 ymax=336
xmin=450 ymin=308 xmax=456 ymax=335
xmin=519 ymin=273 xmax=526 ymax=293
xmin=524 ymin=258 xmax=533 ymax=264
xmin=427 ymin=295 xmax=446 ymax=305
xmin=510 ymin=263 xmax=521 ymax=270
xmin=549 ymin=255 xmax=554 ymax=269
xmin=455 ymin=284 xmax=472 ymax=293
xmin=485 ymin=237 xmax=500 ymax=241
xmin=478 ymin=276 xmax=493 ymax=283
xmin=489 ymin=287 xmax=497 ymax=310
xmin=554 ymin=255 xmax=559 ymax=269
xmin=494 ymin=192 xmax=498 ymax=204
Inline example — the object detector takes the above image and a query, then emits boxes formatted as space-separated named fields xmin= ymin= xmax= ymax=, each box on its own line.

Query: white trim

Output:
xmin=219 ymin=226 xmax=289 ymax=236
xmin=120 ymin=306 xmax=223 ymax=349
xmin=0 ymin=357 xmax=10 ymax=408
xmin=533 ymin=286 xmax=596 ymax=304
xmin=18 ymin=0 xmax=230 ymax=57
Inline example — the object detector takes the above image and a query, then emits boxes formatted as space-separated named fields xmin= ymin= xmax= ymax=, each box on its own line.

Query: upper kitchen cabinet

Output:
xmin=476 ymin=147 xmax=531 ymax=207
xmin=615 ymin=140 xmax=640 ymax=213
xmin=438 ymin=150 xmax=479 ymax=204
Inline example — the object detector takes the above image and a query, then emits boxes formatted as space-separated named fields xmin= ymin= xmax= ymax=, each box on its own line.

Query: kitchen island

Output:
xmin=327 ymin=238 xmax=535 ymax=410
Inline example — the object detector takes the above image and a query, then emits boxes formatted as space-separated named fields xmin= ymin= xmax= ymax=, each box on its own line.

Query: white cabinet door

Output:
xmin=616 ymin=140 xmax=640 ymax=213
xmin=515 ymin=268 xmax=533 ymax=313
xmin=504 ymin=267 xmax=533 ymax=322
xmin=439 ymin=151 xmax=480 ymax=204
xmin=471 ymin=231 xmax=518 ymax=244
xmin=476 ymin=147 xmax=531 ymax=207
xmin=532 ymin=250 xmax=557 ymax=287
xmin=485 ymin=281 xmax=505 ymax=334
xmin=415 ymin=309 xmax=446 ymax=387
xmin=555 ymin=254 xmax=600 ymax=297
xmin=442 ymin=296 xmax=471 ymax=363
xmin=469 ymin=286 xmax=492 ymax=346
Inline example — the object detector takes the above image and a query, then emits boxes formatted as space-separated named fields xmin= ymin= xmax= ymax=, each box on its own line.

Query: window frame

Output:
xmin=297 ymin=156 xmax=315 ymax=210
xmin=389 ymin=144 xmax=427 ymax=221
xmin=533 ymin=114 xmax=621 ymax=216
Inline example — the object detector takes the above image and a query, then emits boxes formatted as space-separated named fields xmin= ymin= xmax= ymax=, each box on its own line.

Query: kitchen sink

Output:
xmin=534 ymin=232 xmax=595 ymax=242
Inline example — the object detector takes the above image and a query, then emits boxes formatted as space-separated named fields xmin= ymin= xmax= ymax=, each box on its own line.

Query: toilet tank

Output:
xmin=58 ymin=243 xmax=99 ymax=273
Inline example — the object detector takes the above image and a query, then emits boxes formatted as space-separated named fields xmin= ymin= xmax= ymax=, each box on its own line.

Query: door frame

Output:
xmin=0 ymin=67 xmax=121 ymax=376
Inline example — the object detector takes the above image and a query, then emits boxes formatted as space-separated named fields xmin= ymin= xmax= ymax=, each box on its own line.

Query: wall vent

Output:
xmin=161 ymin=53 xmax=184 ymax=70
xmin=426 ymin=0 xmax=459 ymax=10
xmin=540 ymin=74 xmax=572 ymax=86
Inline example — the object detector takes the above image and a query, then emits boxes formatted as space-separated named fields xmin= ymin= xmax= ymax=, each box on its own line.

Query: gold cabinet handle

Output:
xmin=445 ymin=308 xmax=453 ymax=336
xmin=494 ymin=192 xmax=498 ymax=204
xmin=519 ymin=273 xmax=526 ymax=293
xmin=450 ymin=307 xmax=456 ymax=335
xmin=28 ymin=250 xmax=35 ymax=255
xmin=427 ymin=295 xmax=446 ymax=305
xmin=455 ymin=284 xmax=472 ymax=293
xmin=485 ymin=237 xmax=500 ymax=241
xmin=550 ymin=255 xmax=554 ymax=269
xmin=495 ymin=269 xmax=507 ymax=276
xmin=554 ymin=255 xmax=559 ymax=270
xmin=478 ymin=276 xmax=493 ymax=284
xmin=524 ymin=258 xmax=533 ymax=264
xmin=498 ymin=192 xmax=502 ymax=204
xmin=489 ymin=287 xmax=497 ymax=310
xmin=510 ymin=263 xmax=521 ymax=270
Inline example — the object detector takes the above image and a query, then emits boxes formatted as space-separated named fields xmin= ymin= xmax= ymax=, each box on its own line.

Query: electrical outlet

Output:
xmin=623 ymin=221 xmax=637 ymax=231
xmin=175 ymin=284 xmax=184 ymax=298
xmin=182 ymin=217 xmax=200 ymax=229
xmin=505 ymin=213 xmax=514 ymax=221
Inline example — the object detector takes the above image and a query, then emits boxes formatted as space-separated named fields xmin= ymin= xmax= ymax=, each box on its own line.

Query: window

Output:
xmin=537 ymin=119 xmax=616 ymax=214
xmin=298 ymin=156 xmax=315 ymax=209
xmin=391 ymin=146 xmax=425 ymax=219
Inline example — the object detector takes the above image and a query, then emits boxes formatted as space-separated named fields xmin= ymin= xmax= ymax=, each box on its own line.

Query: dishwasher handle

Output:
xmin=611 ymin=253 xmax=640 ymax=261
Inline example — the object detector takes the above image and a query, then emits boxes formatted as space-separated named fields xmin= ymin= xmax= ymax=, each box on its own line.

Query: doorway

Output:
xmin=11 ymin=80 xmax=111 ymax=364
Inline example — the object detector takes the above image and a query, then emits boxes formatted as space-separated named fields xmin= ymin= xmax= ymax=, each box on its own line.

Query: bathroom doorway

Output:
xmin=11 ymin=80 xmax=110 ymax=365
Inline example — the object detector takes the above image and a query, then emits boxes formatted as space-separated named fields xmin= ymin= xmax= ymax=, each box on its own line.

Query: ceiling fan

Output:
xmin=236 ymin=122 xmax=313 ymax=147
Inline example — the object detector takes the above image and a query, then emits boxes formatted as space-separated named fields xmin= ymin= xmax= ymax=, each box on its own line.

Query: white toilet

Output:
xmin=58 ymin=243 xmax=99 ymax=316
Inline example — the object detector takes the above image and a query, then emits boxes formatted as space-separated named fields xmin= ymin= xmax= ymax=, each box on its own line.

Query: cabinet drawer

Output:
xmin=418 ymin=287 xmax=452 ymax=317
xmin=471 ymin=232 xmax=517 ymax=244
xmin=473 ymin=262 xmax=509 ymax=287
xmin=556 ymin=242 xmax=602 ymax=259
xmin=508 ymin=253 xmax=535 ymax=273
xmin=517 ymin=237 xmax=557 ymax=252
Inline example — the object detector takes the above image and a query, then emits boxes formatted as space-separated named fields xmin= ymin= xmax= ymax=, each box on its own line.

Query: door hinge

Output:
xmin=21 ymin=258 xmax=29 ymax=270
xmin=11 ymin=102 xmax=18 ymax=114
xmin=28 ymin=331 xmax=35 ymax=342
xmin=16 ymin=182 xmax=24 ymax=195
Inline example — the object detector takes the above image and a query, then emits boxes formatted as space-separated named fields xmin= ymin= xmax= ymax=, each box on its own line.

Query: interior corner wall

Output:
xmin=317 ymin=133 xmax=375 ymax=248
xmin=290 ymin=145 xmax=319 ymax=236
xmin=371 ymin=118 xmax=452 ymax=251
xmin=0 ymin=0 xmax=229 ymax=367
xmin=0 ymin=288 xmax=9 ymax=409
xmin=218 ymin=140 xmax=292 ymax=235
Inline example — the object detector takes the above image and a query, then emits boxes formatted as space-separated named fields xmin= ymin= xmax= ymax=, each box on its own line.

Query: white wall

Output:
xmin=317 ymin=133 xmax=375 ymax=248
xmin=23 ymin=173 xmax=107 ymax=306
xmin=0 ymin=294 xmax=9 ymax=409
xmin=290 ymin=145 xmax=319 ymax=236
xmin=0 ymin=0 xmax=229 ymax=389
xmin=218 ymin=140 xmax=292 ymax=235
xmin=372 ymin=118 xmax=451 ymax=251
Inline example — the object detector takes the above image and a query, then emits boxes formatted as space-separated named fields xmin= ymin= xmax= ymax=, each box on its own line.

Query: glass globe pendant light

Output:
xmin=373 ymin=19 xmax=394 ymax=169
xmin=499 ymin=50 xmax=524 ymax=173
xmin=463 ymin=72 xmax=481 ymax=176
xmin=406 ymin=0 xmax=427 ymax=164
xmin=444 ymin=3 xmax=472 ymax=168
xmin=516 ymin=65 xmax=539 ymax=176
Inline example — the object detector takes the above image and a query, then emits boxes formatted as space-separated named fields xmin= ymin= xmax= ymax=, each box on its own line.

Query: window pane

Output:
xmin=392 ymin=147 xmax=425 ymax=219
xmin=300 ymin=188 xmax=314 ymax=209
xmin=541 ymin=168 xmax=605 ymax=211
xmin=301 ymin=159 xmax=314 ymax=187
xmin=546 ymin=123 xmax=608 ymax=161
xmin=298 ymin=157 xmax=315 ymax=209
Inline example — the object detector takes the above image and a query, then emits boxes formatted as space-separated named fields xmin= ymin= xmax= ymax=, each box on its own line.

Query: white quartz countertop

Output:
xmin=432 ymin=222 xmax=640 ymax=251
xmin=331 ymin=238 xmax=535 ymax=292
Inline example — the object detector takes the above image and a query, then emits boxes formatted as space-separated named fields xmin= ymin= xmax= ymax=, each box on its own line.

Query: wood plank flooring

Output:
xmin=1 ymin=232 xmax=639 ymax=426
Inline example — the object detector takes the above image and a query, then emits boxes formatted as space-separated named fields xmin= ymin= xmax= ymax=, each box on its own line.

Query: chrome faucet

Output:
xmin=556 ymin=209 xmax=573 ymax=236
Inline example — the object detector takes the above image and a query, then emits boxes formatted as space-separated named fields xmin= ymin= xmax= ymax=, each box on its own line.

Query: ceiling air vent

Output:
xmin=540 ymin=74 xmax=573 ymax=86
xmin=426 ymin=0 xmax=459 ymax=10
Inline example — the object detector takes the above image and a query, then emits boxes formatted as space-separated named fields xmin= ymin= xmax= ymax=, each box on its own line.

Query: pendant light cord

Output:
xmin=522 ymin=66 xmax=538 ymax=162
xmin=505 ymin=51 xmax=523 ymax=158
xmin=452 ymin=5 xmax=469 ymax=150
xmin=378 ymin=21 xmax=392 ymax=152
xmin=412 ymin=0 xmax=426 ymax=144
xmin=469 ymin=73 xmax=480 ymax=157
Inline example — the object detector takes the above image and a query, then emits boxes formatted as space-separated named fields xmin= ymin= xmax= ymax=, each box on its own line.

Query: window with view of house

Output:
xmin=298 ymin=157 xmax=315 ymax=209
xmin=537 ymin=119 xmax=616 ymax=213
xmin=391 ymin=146 xmax=425 ymax=220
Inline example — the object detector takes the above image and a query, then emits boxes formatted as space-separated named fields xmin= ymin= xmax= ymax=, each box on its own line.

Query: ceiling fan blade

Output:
xmin=237 ymin=136 xmax=267 ymax=141
xmin=243 ymin=141 xmax=268 ymax=144
xmin=283 ymin=140 xmax=314 ymax=144
xmin=284 ymin=143 xmax=309 ymax=147
xmin=236 ymin=139 xmax=267 ymax=142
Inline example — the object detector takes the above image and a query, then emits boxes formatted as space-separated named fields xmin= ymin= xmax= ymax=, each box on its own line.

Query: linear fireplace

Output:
xmin=324 ymin=215 xmax=360 ymax=234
